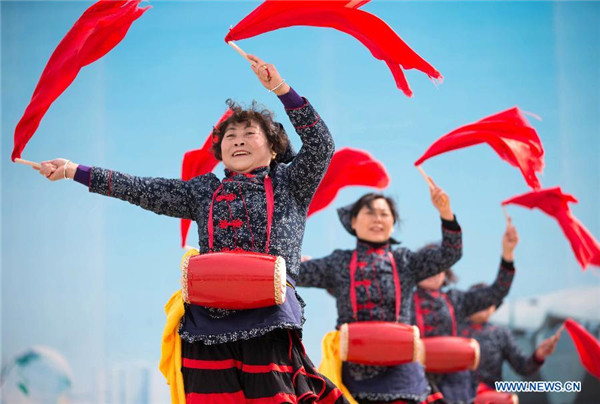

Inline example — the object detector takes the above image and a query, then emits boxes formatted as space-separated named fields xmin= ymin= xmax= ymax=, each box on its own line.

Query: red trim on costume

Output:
xmin=318 ymin=388 xmax=344 ymax=404
xmin=186 ymin=391 xmax=246 ymax=404
xmin=349 ymin=250 xmax=401 ymax=321
xmin=107 ymin=170 xmax=112 ymax=197
xmin=442 ymin=293 xmax=458 ymax=336
xmin=423 ymin=392 xmax=444 ymax=403
xmin=208 ymin=177 xmax=273 ymax=253
xmin=216 ymin=193 xmax=236 ymax=202
xmin=265 ymin=175 xmax=274 ymax=252
xmin=218 ymin=219 xmax=244 ymax=229
xmin=414 ymin=290 xmax=457 ymax=336
xmin=413 ymin=292 xmax=425 ymax=336
xmin=182 ymin=358 xmax=293 ymax=374
xmin=295 ymin=115 xmax=320 ymax=130
xmin=207 ymin=184 xmax=224 ymax=251
xmin=246 ymin=393 xmax=299 ymax=403
xmin=186 ymin=391 xmax=300 ymax=404
xmin=284 ymin=99 xmax=309 ymax=111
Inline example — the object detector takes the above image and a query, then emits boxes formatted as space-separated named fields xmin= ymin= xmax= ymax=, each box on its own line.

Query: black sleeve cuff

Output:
xmin=441 ymin=215 xmax=461 ymax=231
xmin=532 ymin=353 xmax=545 ymax=365
xmin=501 ymin=258 xmax=515 ymax=271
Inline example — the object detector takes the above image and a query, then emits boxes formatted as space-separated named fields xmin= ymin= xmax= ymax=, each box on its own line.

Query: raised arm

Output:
xmin=453 ymin=258 xmax=515 ymax=320
xmin=245 ymin=55 xmax=335 ymax=209
xmin=455 ymin=221 xmax=519 ymax=318
xmin=400 ymin=180 xmax=463 ymax=282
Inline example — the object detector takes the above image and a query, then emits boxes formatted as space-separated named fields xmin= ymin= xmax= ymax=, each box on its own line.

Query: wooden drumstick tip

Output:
xmin=470 ymin=338 xmax=481 ymax=370
xmin=416 ymin=165 xmax=434 ymax=190
xmin=502 ymin=206 xmax=511 ymax=223
xmin=14 ymin=158 xmax=41 ymax=169
xmin=227 ymin=41 xmax=252 ymax=63
xmin=339 ymin=323 xmax=349 ymax=362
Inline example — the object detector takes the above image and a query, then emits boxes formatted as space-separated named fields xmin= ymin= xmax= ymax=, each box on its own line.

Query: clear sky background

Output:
xmin=2 ymin=1 xmax=599 ymax=401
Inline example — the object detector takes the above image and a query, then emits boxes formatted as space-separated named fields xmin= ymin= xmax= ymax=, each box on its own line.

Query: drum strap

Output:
xmin=414 ymin=290 xmax=458 ymax=336
xmin=207 ymin=175 xmax=274 ymax=253
xmin=349 ymin=251 xmax=401 ymax=321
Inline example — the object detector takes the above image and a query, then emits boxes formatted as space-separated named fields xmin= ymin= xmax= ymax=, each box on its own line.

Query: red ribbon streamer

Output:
xmin=502 ymin=187 xmax=600 ymax=269
xmin=12 ymin=0 xmax=150 ymax=161
xmin=415 ymin=107 xmax=544 ymax=190
xmin=307 ymin=147 xmax=390 ymax=217
xmin=225 ymin=0 xmax=442 ymax=96
xmin=564 ymin=318 xmax=600 ymax=380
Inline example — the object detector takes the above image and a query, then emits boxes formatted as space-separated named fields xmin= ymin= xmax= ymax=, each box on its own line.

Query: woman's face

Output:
xmin=220 ymin=120 xmax=272 ymax=173
xmin=418 ymin=271 xmax=446 ymax=291
xmin=469 ymin=305 xmax=497 ymax=324
xmin=351 ymin=198 xmax=395 ymax=243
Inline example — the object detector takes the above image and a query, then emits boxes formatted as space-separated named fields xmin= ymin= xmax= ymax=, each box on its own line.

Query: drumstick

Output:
xmin=14 ymin=158 xmax=41 ymax=169
xmin=502 ymin=206 xmax=511 ymax=223
xmin=345 ymin=0 xmax=363 ymax=7
xmin=416 ymin=165 xmax=435 ymax=190
xmin=227 ymin=41 xmax=252 ymax=63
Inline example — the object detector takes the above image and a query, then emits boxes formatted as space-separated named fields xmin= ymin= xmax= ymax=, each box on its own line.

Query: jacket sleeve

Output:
xmin=297 ymin=250 xmax=343 ymax=290
xmin=453 ymin=259 xmax=515 ymax=320
xmin=281 ymin=99 xmax=335 ymax=209
xmin=89 ymin=167 xmax=213 ymax=220
xmin=401 ymin=217 xmax=463 ymax=283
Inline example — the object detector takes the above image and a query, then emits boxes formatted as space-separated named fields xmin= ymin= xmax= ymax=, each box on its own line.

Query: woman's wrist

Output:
xmin=273 ymin=82 xmax=290 ymax=96
xmin=439 ymin=208 xmax=454 ymax=221
xmin=502 ymin=250 xmax=514 ymax=262
xmin=65 ymin=161 xmax=79 ymax=179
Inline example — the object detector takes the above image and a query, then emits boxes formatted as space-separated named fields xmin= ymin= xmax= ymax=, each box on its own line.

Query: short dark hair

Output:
xmin=418 ymin=242 xmax=458 ymax=286
xmin=211 ymin=99 xmax=289 ymax=161
xmin=350 ymin=193 xmax=400 ymax=224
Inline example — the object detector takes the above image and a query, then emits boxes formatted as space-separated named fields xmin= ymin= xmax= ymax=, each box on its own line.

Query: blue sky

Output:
xmin=2 ymin=1 xmax=599 ymax=400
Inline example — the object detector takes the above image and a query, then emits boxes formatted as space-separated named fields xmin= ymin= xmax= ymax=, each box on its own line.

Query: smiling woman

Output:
xmin=210 ymin=99 xmax=291 ymax=174
xmin=31 ymin=53 xmax=349 ymax=403
xmin=298 ymin=188 xmax=463 ymax=403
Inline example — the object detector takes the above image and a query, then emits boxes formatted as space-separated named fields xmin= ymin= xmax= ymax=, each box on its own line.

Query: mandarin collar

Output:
xmin=224 ymin=165 xmax=270 ymax=180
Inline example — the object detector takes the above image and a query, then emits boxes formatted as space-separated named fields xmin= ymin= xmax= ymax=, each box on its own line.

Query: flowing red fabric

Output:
xmin=12 ymin=0 xmax=149 ymax=161
xmin=180 ymin=109 xmax=233 ymax=247
xmin=225 ymin=0 xmax=442 ymax=97
xmin=307 ymin=147 xmax=390 ymax=217
xmin=502 ymin=187 xmax=600 ymax=269
xmin=415 ymin=107 xmax=544 ymax=190
xmin=564 ymin=318 xmax=600 ymax=380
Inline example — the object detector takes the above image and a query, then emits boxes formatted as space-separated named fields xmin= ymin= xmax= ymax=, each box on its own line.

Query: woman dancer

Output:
xmin=412 ymin=222 xmax=519 ymax=403
xmin=464 ymin=284 xmax=561 ymax=401
xmin=36 ymin=55 xmax=348 ymax=403
xmin=298 ymin=189 xmax=463 ymax=403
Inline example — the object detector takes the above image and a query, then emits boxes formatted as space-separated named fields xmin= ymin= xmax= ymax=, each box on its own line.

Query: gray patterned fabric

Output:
xmin=413 ymin=260 xmax=515 ymax=338
xmin=298 ymin=219 xmax=462 ymax=401
xmin=413 ymin=260 xmax=515 ymax=404
xmin=88 ymin=99 xmax=335 ymax=344
xmin=464 ymin=322 xmax=543 ymax=395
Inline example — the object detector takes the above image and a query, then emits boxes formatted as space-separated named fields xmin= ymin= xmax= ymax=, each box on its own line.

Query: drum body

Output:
xmin=339 ymin=321 xmax=421 ymax=366
xmin=475 ymin=383 xmax=518 ymax=404
xmin=181 ymin=251 xmax=286 ymax=309
xmin=423 ymin=336 xmax=480 ymax=373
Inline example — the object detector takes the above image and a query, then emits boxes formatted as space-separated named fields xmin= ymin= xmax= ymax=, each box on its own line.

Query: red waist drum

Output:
xmin=475 ymin=389 xmax=518 ymax=404
xmin=339 ymin=321 xmax=422 ymax=366
xmin=422 ymin=336 xmax=480 ymax=373
xmin=181 ymin=251 xmax=287 ymax=309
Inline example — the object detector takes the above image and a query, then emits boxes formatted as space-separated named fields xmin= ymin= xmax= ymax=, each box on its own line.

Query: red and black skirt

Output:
xmin=182 ymin=328 xmax=348 ymax=403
